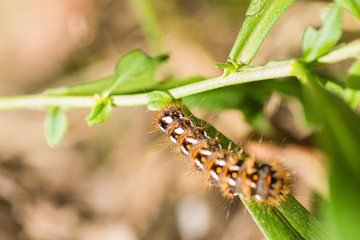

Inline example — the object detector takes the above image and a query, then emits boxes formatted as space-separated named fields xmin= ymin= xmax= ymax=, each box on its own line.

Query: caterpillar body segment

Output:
xmin=157 ymin=105 xmax=291 ymax=203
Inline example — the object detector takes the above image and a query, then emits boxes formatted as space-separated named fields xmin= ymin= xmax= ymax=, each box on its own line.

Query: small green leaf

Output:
xmin=86 ymin=96 xmax=112 ymax=126
xmin=302 ymin=5 xmax=342 ymax=63
xmin=335 ymin=0 xmax=360 ymax=20
xmin=45 ymin=76 xmax=114 ymax=96
xmin=346 ymin=59 xmax=360 ymax=90
xmin=302 ymin=27 xmax=318 ymax=60
xmin=102 ymin=50 xmax=168 ymax=97
xmin=44 ymin=75 xmax=201 ymax=96
xmin=147 ymin=91 xmax=173 ymax=111
xmin=44 ymin=107 xmax=68 ymax=147
xmin=214 ymin=62 xmax=235 ymax=70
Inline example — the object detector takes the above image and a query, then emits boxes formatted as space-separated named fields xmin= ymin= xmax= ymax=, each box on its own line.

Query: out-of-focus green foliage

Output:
xmin=335 ymin=0 xmax=360 ymax=20
xmin=44 ymin=107 xmax=68 ymax=147
xmin=302 ymin=5 xmax=342 ymax=63
xmin=86 ymin=96 xmax=112 ymax=127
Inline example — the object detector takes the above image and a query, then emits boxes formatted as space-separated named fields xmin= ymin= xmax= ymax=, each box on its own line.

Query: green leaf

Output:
xmin=44 ymin=75 xmax=203 ymax=96
xmin=243 ymin=200 xmax=303 ymax=240
xmin=335 ymin=0 xmax=360 ymax=20
xmin=86 ymin=96 xmax=112 ymax=126
xmin=226 ymin=0 xmax=294 ymax=73
xmin=214 ymin=62 xmax=235 ymax=70
xmin=147 ymin=91 xmax=173 ymax=111
xmin=44 ymin=51 xmax=169 ymax=96
xmin=346 ymin=59 xmax=360 ymax=90
xmin=277 ymin=195 xmax=328 ymax=240
xmin=305 ymin=77 xmax=360 ymax=240
xmin=302 ymin=5 xmax=342 ymax=63
xmin=45 ymin=76 xmax=114 ymax=96
xmin=294 ymin=64 xmax=360 ymax=239
xmin=312 ymin=86 xmax=360 ymax=180
xmin=44 ymin=107 xmax=68 ymax=147
xmin=102 ymin=50 xmax=168 ymax=97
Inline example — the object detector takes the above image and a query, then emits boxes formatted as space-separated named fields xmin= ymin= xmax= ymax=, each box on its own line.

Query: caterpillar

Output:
xmin=156 ymin=104 xmax=291 ymax=204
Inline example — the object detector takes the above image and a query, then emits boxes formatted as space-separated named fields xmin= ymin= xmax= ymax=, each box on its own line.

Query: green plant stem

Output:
xmin=130 ymin=0 xmax=166 ymax=55
xmin=243 ymin=200 xmax=304 ymax=240
xmin=169 ymin=59 xmax=295 ymax=98
xmin=0 ymin=38 xmax=359 ymax=111
xmin=0 ymin=60 xmax=295 ymax=110
xmin=0 ymin=41 xmax=357 ymax=111
xmin=0 ymin=94 xmax=149 ymax=110
xmin=317 ymin=39 xmax=360 ymax=64
xmin=0 ymin=95 xmax=95 ymax=110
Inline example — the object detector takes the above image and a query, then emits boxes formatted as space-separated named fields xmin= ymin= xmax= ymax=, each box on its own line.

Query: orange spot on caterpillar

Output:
xmin=178 ymin=135 xmax=186 ymax=145
xmin=223 ymin=167 xmax=228 ymax=176
xmin=252 ymin=174 xmax=258 ymax=181
xmin=207 ymin=160 xmax=215 ymax=171
xmin=191 ymin=147 xmax=201 ymax=160
xmin=168 ymin=127 xmax=175 ymax=135
xmin=241 ymin=170 xmax=247 ymax=181
xmin=266 ymin=174 xmax=272 ymax=186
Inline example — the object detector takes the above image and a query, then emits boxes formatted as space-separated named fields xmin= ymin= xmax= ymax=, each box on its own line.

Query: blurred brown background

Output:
xmin=0 ymin=0 xmax=359 ymax=239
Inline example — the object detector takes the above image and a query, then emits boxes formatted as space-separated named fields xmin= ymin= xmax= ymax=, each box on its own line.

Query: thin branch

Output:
xmin=0 ymin=40 xmax=358 ymax=111
xmin=0 ymin=95 xmax=95 ymax=110
xmin=317 ymin=39 xmax=360 ymax=64
xmin=169 ymin=59 xmax=295 ymax=99
xmin=129 ymin=0 xmax=166 ymax=55
xmin=0 ymin=60 xmax=296 ymax=110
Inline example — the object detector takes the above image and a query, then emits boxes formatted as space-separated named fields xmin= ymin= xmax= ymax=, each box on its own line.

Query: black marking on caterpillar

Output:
xmin=156 ymin=104 xmax=291 ymax=204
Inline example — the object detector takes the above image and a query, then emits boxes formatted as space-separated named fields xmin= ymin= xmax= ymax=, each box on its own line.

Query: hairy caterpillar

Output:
xmin=156 ymin=104 xmax=291 ymax=203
